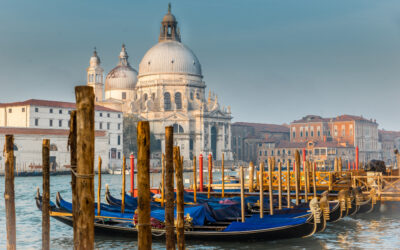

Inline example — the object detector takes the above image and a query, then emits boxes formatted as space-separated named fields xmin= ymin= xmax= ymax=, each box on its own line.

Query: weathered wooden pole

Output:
xmin=313 ymin=162 xmax=317 ymax=198
xmin=42 ymin=139 xmax=50 ymax=250
xmin=68 ymin=111 xmax=78 ymax=249
xmin=304 ymin=161 xmax=309 ymax=202
xmin=295 ymin=150 xmax=300 ymax=205
xmin=338 ymin=157 xmax=342 ymax=172
xmin=208 ymin=154 xmax=212 ymax=199
xmin=137 ymin=121 xmax=151 ymax=250
xmin=199 ymin=154 xmax=204 ymax=192
xmin=249 ymin=161 xmax=254 ymax=193
xmin=221 ymin=153 xmax=225 ymax=197
xmin=334 ymin=157 xmax=338 ymax=172
xmin=164 ymin=126 xmax=175 ymax=250
xmin=97 ymin=156 xmax=102 ymax=216
xmin=356 ymin=146 xmax=359 ymax=170
xmin=240 ymin=165 xmax=245 ymax=222
xmin=161 ymin=153 xmax=165 ymax=207
xmin=193 ymin=156 xmax=197 ymax=203
xmin=121 ymin=155 xmax=126 ymax=213
xmin=5 ymin=135 xmax=16 ymax=250
xmin=278 ymin=162 xmax=282 ymax=210
xmin=75 ymin=86 xmax=95 ymax=250
xmin=268 ymin=157 xmax=274 ymax=215
xmin=174 ymin=146 xmax=185 ymax=250
xmin=302 ymin=148 xmax=306 ymax=175
xmin=259 ymin=162 xmax=264 ymax=218
xmin=130 ymin=154 xmax=135 ymax=196
xmin=287 ymin=161 xmax=291 ymax=208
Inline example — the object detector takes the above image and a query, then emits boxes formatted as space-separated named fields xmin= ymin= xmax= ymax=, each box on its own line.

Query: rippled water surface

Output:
xmin=0 ymin=174 xmax=399 ymax=249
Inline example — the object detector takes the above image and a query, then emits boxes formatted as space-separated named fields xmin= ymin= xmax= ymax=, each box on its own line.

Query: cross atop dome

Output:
xmin=159 ymin=3 xmax=181 ymax=42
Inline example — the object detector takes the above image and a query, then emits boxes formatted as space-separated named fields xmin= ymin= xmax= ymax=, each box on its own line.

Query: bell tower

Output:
xmin=87 ymin=47 xmax=104 ymax=103
xmin=159 ymin=3 xmax=181 ymax=42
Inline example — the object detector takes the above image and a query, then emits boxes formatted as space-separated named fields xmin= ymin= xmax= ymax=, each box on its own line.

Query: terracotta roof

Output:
xmin=0 ymin=127 xmax=106 ymax=137
xmin=292 ymin=114 xmax=376 ymax=124
xmin=0 ymin=99 xmax=121 ymax=112
xmin=232 ymin=122 xmax=289 ymax=133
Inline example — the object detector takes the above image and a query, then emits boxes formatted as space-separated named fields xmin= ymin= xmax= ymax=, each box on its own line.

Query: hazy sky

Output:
xmin=1 ymin=0 xmax=400 ymax=130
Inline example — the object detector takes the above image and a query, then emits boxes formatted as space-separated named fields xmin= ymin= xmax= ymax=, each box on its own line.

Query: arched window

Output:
xmin=164 ymin=92 xmax=171 ymax=110
xmin=143 ymin=93 xmax=148 ymax=101
xmin=173 ymin=124 xmax=184 ymax=133
xmin=175 ymin=92 xmax=182 ymax=109
xmin=196 ymin=92 xmax=200 ymax=99
xmin=190 ymin=92 xmax=194 ymax=100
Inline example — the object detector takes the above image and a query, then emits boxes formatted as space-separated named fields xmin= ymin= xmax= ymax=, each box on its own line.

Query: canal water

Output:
xmin=0 ymin=174 xmax=399 ymax=249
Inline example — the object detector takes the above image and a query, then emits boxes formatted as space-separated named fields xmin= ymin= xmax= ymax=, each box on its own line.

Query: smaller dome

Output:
xmin=105 ymin=45 xmax=138 ymax=91
xmin=162 ymin=13 xmax=176 ymax=23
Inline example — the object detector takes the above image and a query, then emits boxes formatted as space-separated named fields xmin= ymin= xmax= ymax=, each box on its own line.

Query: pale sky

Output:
xmin=1 ymin=0 xmax=400 ymax=130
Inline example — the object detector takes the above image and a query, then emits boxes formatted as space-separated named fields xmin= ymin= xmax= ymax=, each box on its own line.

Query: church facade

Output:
xmin=86 ymin=5 xmax=233 ymax=161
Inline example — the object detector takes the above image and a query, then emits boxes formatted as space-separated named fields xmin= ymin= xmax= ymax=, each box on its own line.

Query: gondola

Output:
xmin=35 ymin=190 xmax=319 ymax=241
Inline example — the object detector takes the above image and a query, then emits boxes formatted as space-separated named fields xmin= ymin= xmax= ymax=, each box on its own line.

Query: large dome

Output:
xmin=105 ymin=65 xmax=138 ymax=91
xmin=138 ymin=40 xmax=202 ymax=77
xmin=105 ymin=44 xmax=138 ymax=91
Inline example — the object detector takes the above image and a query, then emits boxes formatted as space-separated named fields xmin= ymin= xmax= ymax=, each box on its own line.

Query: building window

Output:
xmin=118 ymin=114 xmax=121 ymax=118
xmin=59 ymin=120 xmax=62 ymax=127
xmin=49 ymin=109 xmax=53 ymax=113
xmin=59 ymin=109 xmax=62 ymax=114
xmin=96 ymin=74 xmax=101 ymax=82
xmin=144 ymin=93 xmax=148 ymax=101
xmin=99 ymin=113 xmax=103 ymax=117
xmin=278 ymin=150 xmax=280 ymax=155
xmin=122 ymin=92 xmax=126 ymax=100
xmin=334 ymin=126 xmax=338 ymax=136
xmin=173 ymin=124 xmax=184 ymax=133
xmin=118 ymin=123 xmax=121 ymax=130
xmin=196 ymin=92 xmax=200 ymax=99
xmin=107 ymin=113 xmax=110 ymax=118
xmin=99 ymin=122 xmax=103 ymax=129
xmin=89 ymin=74 xmax=94 ymax=82
xmin=292 ymin=131 xmax=295 ymax=138
xmin=35 ymin=119 xmax=39 ymax=126
xmin=288 ymin=150 xmax=291 ymax=155
xmin=259 ymin=151 xmax=262 ymax=156
xmin=8 ymin=108 xmax=12 ymax=113
xmin=107 ymin=122 xmax=110 ymax=130
xmin=300 ymin=131 xmax=303 ymax=137
xmin=190 ymin=92 xmax=194 ymax=100
xmin=35 ymin=107 xmax=39 ymax=112
xmin=164 ymin=92 xmax=171 ymax=110
xmin=264 ymin=151 xmax=267 ymax=156
xmin=318 ymin=130 xmax=321 ymax=137
xmin=118 ymin=135 xmax=121 ymax=145
xmin=271 ymin=150 xmax=274 ymax=156
xmin=49 ymin=120 xmax=53 ymax=127
xmin=175 ymin=92 xmax=182 ymax=109
xmin=283 ymin=149 xmax=285 ymax=155
xmin=22 ymin=108 xmax=25 ymax=112
xmin=311 ymin=131 xmax=314 ymax=137
xmin=118 ymin=152 xmax=121 ymax=159
xmin=306 ymin=131 xmax=308 ymax=137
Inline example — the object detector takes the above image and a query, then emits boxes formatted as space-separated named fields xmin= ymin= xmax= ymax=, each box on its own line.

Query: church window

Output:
xmin=164 ymin=92 xmax=171 ymax=110
xmin=122 ymin=92 xmax=126 ymax=100
xmin=175 ymin=92 xmax=182 ymax=109
xmin=144 ymin=93 xmax=148 ymax=101
xmin=173 ymin=124 xmax=184 ymax=133
xmin=190 ymin=92 xmax=194 ymax=100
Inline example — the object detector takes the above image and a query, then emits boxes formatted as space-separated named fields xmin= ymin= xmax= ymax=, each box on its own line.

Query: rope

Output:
xmin=71 ymin=169 xmax=94 ymax=179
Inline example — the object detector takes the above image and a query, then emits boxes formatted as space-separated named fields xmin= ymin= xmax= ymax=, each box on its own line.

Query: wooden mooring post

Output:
xmin=130 ymin=154 xmax=135 ymax=196
xmin=137 ymin=121 xmax=151 ymax=250
xmin=208 ymin=154 xmax=212 ymax=199
xmin=304 ymin=161 xmax=309 ymax=202
xmin=121 ymin=155 xmax=126 ymax=213
xmin=97 ymin=156 xmax=102 ymax=216
xmin=313 ymin=162 xmax=317 ymax=198
xmin=259 ymin=162 xmax=264 ymax=218
xmin=278 ymin=162 xmax=282 ymax=210
xmin=240 ymin=166 xmax=245 ymax=222
xmin=295 ymin=150 xmax=300 ymax=205
xmin=221 ymin=153 xmax=225 ymax=198
xmin=268 ymin=157 xmax=274 ymax=215
xmin=5 ymin=135 xmax=16 ymax=250
xmin=174 ymin=147 xmax=185 ymax=250
xmin=42 ymin=139 xmax=50 ymax=250
xmin=287 ymin=161 xmax=291 ymax=208
xmin=68 ymin=111 xmax=78 ymax=249
xmin=75 ymin=86 xmax=95 ymax=250
xmin=165 ymin=126 xmax=175 ymax=249
xmin=161 ymin=153 xmax=165 ymax=207
xmin=249 ymin=161 xmax=254 ymax=193
xmin=193 ymin=156 xmax=197 ymax=203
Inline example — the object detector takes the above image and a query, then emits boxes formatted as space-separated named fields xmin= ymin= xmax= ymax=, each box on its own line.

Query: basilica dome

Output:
xmin=105 ymin=44 xmax=138 ymax=91
xmin=138 ymin=40 xmax=202 ymax=77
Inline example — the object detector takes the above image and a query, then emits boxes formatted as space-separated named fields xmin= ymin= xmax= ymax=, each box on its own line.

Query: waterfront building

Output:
xmin=290 ymin=115 xmax=381 ymax=162
xmin=0 ymin=99 xmax=123 ymax=169
xmin=0 ymin=127 xmax=108 ymax=173
xmin=87 ymin=5 xmax=233 ymax=161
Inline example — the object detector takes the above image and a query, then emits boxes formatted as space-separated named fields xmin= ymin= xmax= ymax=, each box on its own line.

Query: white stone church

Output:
xmin=87 ymin=5 xmax=233 ymax=161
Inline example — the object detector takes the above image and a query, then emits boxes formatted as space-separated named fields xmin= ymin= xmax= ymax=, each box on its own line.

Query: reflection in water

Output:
xmin=0 ymin=174 xmax=399 ymax=249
